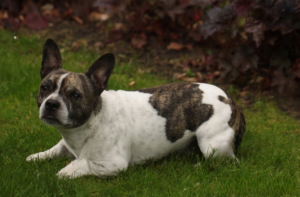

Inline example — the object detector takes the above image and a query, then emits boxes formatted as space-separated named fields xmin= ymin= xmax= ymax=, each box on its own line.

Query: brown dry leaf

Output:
xmin=196 ymin=72 xmax=203 ymax=81
xmin=185 ymin=44 xmax=194 ymax=51
xmin=173 ymin=73 xmax=187 ymax=79
xmin=41 ymin=3 xmax=54 ymax=15
xmin=129 ymin=81 xmax=135 ymax=86
xmin=183 ymin=77 xmax=198 ymax=82
xmin=239 ymin=91 xmax=249 ymax=96
xmin=89 ymin=12 xmax=110 ymax=22
xmin=115 ymin=23 xmax=125 ymax=30
xmin=94 ymin=41 xmax=103 ymax=48
xmin=62 ymin=8 xmax=73 ymax=18
xmin=131 ymin=33 xmax=147 ymax=49
xmin=72 ymin=15 xmax=83 ymax=24
xmin=214 ymin=71 xmax=220 ymax=76
xmin=72 ymin=41 xmax=80 ymax=49
xmin=167 ymin=42 xmax=185 ymax=50
xmin=0 ymin=10 xmax=8 ymax=20
xmin=249 ymin=76 xmax=264 ymax=84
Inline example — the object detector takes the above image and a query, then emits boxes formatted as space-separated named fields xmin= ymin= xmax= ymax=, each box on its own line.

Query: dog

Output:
xmin=26 ymin=38 xmax=246 ymax=178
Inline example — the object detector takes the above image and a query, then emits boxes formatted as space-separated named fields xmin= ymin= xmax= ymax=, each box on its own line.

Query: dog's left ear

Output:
xmin=85 ymin=53 xmax=115 ymax=94
xmin=40 ymin=38 xmax=62 ymax=80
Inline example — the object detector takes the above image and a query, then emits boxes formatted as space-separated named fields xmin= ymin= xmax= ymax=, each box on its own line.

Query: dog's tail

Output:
xmin=227 ymin=96 xmax=246 ymax=153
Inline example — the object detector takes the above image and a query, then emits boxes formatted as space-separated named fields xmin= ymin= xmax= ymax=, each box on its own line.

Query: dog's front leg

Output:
xmin=26 ymin=139 xmax=74 ymax=161
xmin=57 ymin=156 xmax=129 ymax=178
xmin=57 ymin=159 xmax=91 ymax=178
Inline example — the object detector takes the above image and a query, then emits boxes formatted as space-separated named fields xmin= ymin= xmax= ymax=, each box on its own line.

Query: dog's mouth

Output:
xmin=41 ymin=115 xmax=61 ymax=125
xmin=41 ymin=115 xmax=73 ymax=128
xmin=43 ymin=115 xmax=57 ymax=120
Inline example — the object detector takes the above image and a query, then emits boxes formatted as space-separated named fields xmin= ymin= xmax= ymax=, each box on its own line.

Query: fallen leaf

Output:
xmin=185 ymin=44 xmax=194 ymax=50
xmin=24 ymin=13 xmax=48 ymax=30
xmin=214 ymin=71 xmax=220 ymax=76
xmin=196 ymin=72 xmax=203 ymax=81
xmin=114 ymin=23 xmax=125 ymax=30
xmin=173 ymin=73 xmax=187 ymax=79
xmin=94 ymin=41 xmax=103 ymax=49
xmin=72 ymin=15 xmax=83 ymax=24
xmin=167 ymin=42 xmax=184 ymax=50
xmin=41 ymin=3 xmax=54 ymax=15
xmin=129 ymin=81 xmax=135 ymax=86
xmin=89 ymin=12 xmax=110 ymax=21
xmin=183 ymin=77 xmax=198 ymax=82
xmin=131 ymin=33 xmax=147 ymax=49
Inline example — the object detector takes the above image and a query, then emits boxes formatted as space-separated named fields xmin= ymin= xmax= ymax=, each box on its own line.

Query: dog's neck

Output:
xmin=54 ymin=97 xmax=104 ymax=159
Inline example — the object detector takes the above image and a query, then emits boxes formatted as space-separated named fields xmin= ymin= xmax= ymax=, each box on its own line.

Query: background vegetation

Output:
xmin=2 ymin=0 xmax=300 ymax=95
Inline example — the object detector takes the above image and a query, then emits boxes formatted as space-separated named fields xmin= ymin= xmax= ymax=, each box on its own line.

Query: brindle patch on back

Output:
xmin=138 ymin=83 xmax=213 ymax=142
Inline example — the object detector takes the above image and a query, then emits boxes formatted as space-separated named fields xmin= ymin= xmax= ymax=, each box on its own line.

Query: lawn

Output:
xmin=0 ymin=30 xmax=299 ymax=196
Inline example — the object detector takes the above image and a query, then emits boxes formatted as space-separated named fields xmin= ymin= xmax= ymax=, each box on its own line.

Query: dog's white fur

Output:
xmin=27 ymin=75 xmax=234 ymax=178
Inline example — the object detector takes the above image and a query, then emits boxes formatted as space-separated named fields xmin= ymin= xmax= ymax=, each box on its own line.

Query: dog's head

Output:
xmin=37 ymin=38 xmax=115 ymax=128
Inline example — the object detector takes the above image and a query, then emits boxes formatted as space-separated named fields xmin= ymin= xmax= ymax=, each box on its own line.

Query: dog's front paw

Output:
xmin=56 ymin=170 xmax=81 ymax=179
xmin=57 ymin=159 xmax=90 ymax=179
xmin=26 ymin=152 xmax=48 ymax=162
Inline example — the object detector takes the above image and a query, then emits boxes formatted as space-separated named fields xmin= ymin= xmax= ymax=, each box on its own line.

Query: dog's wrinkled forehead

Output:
xmin=60 ymin=73 xmax=92 ymax=94
xmin=43 ymin=70 xmax=67 ymax=81
xmin=42 ymin=70 xmax=94 ymax=96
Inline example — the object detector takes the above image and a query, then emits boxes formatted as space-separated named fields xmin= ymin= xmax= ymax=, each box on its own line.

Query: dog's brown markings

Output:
xmin=138 ymin=83 xmax=214 ymax=143
xmin=227 ymin=96 xmax=246 ymax=152
xmin=218 ymin=95 xmax=229 ymax=104
xmin=59 ymin=73 xmax=100 ymax=127
xmin=37 ymin=69 xmax=68 ymax=108
xmin=217 ymin=94 xmax=246 ymax=151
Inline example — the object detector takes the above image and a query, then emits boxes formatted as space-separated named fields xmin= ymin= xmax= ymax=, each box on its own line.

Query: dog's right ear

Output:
xmin=40 ymin=38 xmax=62 ymax=80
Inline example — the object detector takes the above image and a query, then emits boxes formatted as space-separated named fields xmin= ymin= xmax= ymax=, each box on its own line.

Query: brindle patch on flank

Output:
xmin=138 ymin=83 xmax=214 ymax=143
xmin=218 ymin=95 xmax=229 ymax=104
xmin=227 ymin=95 xmax=246 ymax=152
xmin=218 ymin=94 xmax=246 ymax=152
xmin=58 ymin=73 xmax=100 ymax=127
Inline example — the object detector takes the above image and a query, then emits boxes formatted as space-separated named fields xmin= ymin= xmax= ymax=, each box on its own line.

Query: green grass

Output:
xmin=0 ymin=30 xmax=300 ymax=196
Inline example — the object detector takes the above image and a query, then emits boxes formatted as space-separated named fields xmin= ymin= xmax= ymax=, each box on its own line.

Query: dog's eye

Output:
xmin=72 ymin=93 xmax=81 ymax=99
xmin=41 ymin=86 xmax=48 ymax=92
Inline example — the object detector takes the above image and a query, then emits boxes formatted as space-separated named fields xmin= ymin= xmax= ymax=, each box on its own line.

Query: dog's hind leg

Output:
xmin=195 ymin=107 xmax=236 ymax=160
xmin=26 ymin=139 xmax=75 ymax=161
xmin=196 ymin=124 xmax=236 ymax=160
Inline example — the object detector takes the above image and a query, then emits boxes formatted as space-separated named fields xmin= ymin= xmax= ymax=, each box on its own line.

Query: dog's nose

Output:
xmin=45 ymin=99 xmax=60 ymax=111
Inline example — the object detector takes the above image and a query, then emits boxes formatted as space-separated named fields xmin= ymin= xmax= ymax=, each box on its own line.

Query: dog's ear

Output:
xmin=85 ymin=53 xmax=115 ymax=94
xmin=40 ymin=38 xmax=62 ymax=80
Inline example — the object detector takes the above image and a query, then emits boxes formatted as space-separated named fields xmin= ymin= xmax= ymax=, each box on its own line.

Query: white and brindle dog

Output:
xmin=26 ymin=39 xmax=246 ymax=178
